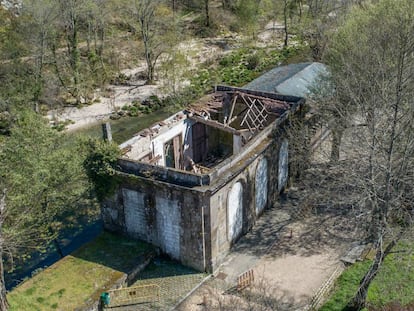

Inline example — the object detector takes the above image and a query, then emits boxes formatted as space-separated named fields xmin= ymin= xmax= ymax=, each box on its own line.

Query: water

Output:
xmin=75 ymin=107 xmax=174 ymax=143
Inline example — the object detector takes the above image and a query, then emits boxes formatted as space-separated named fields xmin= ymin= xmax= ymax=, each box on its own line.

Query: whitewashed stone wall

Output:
xmin=123 ymin=189 xmax=147 ymax=238
xmin=157 ymin=198 xmax=181 ymax=260
xmin=255 ymin=158 xmax=268 ymax=215
xmin=227 ymin=182 xmax=243 ymax=242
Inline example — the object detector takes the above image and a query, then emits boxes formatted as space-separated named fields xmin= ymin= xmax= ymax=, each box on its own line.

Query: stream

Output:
xmin=76 ymin=107 xmax=173 ymax=143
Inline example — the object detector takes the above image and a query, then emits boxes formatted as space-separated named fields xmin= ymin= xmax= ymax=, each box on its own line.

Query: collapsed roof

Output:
xmin=119 ymin=86 xmax=303 ymax=179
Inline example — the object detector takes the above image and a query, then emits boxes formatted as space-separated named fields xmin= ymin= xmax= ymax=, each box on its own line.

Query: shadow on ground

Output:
xmin=72 ymin=231 xmax=155 ymax=273
xmin=231 ymin=181 xmax=366 ymax=261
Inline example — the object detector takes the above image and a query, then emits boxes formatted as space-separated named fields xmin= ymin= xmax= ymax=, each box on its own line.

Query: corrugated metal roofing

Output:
xmin=244 ymin=62 xmax=328 ymax=98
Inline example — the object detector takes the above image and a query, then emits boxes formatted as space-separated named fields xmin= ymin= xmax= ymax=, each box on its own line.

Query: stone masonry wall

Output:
xmin=102 ymin=128 xmax=292 ymax=273
xmin=208 ymin=136 xmax=286 ymax=271
xmin=102 ymin=174 xmax=210 ymax=272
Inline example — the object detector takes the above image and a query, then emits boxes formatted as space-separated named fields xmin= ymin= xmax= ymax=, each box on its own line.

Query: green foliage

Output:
xmin=189 ymin=45 xmax=302 ymax=95
xmin=321 ymin=241 xmax=414 ymax=310
xmin=82 ymin=138 xmax=121 ymax=201
xmin=0 ymin=110 xmax=91 ymax=254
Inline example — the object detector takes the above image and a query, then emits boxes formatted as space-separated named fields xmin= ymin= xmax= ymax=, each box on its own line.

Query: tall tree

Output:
xmin=130 ymin=0 xmax=176 ymax=84
xmin=236 ymin=0 xmax=262 ymax=39
xmin=319 ymin=0 xmax=414 ymax=309
xmin=22 ymin=0 xmax=58 ymax=106
xmin=0 ymin=191 xmax=8 ymax=311
xmin=57 ymin=0 xmax=83 ymax=101
xmin=0 ymin=111 xmax=91 ymax=309
xmin=204 ymin=0 xmax=210 ymax=27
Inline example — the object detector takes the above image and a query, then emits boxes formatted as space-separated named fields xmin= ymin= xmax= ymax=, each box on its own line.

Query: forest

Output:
xmin=0 ymin=0 xmax=413 ymax=310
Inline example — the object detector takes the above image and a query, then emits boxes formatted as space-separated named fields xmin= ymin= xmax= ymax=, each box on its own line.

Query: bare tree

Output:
xmin=316 ymin=0 xmax=414 ymax=309
xmin=130 ymin=0 xmax=175 ymax=84
xmin=23 ymin=0 xmax=58 ymax=106
xmin=204 ymin=0 xmax=210 ymax=27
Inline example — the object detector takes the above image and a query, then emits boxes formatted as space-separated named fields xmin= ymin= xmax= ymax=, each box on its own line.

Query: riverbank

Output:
xmin=48 ymin=22 xmax=291 ymax=135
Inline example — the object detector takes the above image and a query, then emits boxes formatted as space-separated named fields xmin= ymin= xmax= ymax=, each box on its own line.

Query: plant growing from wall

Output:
xmin=83 ymin=138 xmax=121 ymax=201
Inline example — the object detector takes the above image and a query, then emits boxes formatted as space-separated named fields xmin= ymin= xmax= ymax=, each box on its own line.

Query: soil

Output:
xmin=177 ymin=186 xmax=366 ymax=311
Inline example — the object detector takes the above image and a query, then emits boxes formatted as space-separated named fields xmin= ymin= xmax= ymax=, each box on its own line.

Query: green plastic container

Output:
xmin=100 ymin=292 xmax=110 ymax=306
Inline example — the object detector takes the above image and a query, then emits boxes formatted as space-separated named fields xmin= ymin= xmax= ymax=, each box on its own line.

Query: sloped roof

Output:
xmin=244 ymin=62 xmax=328 ymax=98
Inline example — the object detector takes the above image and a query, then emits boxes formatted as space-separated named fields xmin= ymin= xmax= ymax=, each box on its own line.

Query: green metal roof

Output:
xmin=244 ymin=62 xmax=328 ymax=98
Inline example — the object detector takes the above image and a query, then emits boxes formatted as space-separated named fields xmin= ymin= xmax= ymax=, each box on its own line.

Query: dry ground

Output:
xmin=177 ymin=186 xmax=366 ymax=311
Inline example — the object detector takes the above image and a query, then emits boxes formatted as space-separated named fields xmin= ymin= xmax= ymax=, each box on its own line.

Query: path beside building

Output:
xmin=177 ymin=189 xmax=364 ymax=311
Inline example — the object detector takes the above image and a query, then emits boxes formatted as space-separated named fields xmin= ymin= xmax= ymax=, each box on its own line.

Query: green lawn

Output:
xmin=8 ymin=232 xmax=153 ymax=311
xmin=320 ymin=240 xmax=414 ymax=311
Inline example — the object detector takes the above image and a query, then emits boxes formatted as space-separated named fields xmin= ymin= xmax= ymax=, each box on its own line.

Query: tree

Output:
xmin=203 ymin=0 xmax=210 ymax=27
xmin=82 ymin=0 xmax=113 ymax=86
xmin=295 ymin=0 xmax=356 ymax=61
xmin=83 ymin=137 xmax=120 ymax=202
xmin=22 ymin=0 xmax=58 ymax=106
xmin=318 ymin=0 xmax=414 ymax=309
xmin=0 ymin=111 xmax=92 ymax=309
xmin=0 ymin=191 xmax=8 ymax=311
xmin=129 ymin=0 xmax=176 ymax=84
xmin=282 ymin=0 xmax=289 ymax=47
xmin=235 ymin=0 xmax=262 ymax=39
xmin=53 ymin=0 xmax=85 ymax=102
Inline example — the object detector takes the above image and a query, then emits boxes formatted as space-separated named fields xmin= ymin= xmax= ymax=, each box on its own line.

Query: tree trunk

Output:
xmin=0 ymin=248 xmax=8 ymax=311
xmin=0 ymin=191 xmax=9 ymax=311
xmin=346 ymin=249 xmax=382 ymax=310
xmin=283 ymin=0 xmax=289 ymax=47
xmin=347 ymin=235 xmax=400 ymax=310
xmin=53 ymin=238 xmax=64 ymax=259
xmin=330 ymin=127 xmax=343 ymax=162
xmin=204 ymin=0 xmax=210 ymax=27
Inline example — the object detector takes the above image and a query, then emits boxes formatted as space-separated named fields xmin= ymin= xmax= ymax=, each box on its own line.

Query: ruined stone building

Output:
xmin=101 ymin=63 xmax=325 ymax=272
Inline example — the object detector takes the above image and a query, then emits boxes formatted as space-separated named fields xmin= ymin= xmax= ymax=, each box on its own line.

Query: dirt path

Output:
xmin=177 ymin=189 xmax=365 ymax=311
xmin=47 ymin=37 xmax=229 ymax=132
xmin=48 ymin=22 xmax=286 ymax=132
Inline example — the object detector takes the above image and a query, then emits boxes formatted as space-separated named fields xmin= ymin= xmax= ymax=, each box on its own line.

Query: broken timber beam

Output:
xmin=189 ymin=116 xmax=241 ymax=135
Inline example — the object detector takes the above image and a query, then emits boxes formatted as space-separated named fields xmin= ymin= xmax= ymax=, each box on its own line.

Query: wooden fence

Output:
xmin=304 ymin=264 xmax=344 ymax=311
xmin=237 ymin=269 xmax=255 ymax=291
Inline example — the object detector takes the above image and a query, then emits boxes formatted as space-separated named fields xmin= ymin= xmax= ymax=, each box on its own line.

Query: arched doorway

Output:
xmin=278 ymin=140 xmax=289 ymax=192
xmin=228 ymin=182 xmax=243 ymax=242
xmin=255 ymin=158 xmax=268 ymax=215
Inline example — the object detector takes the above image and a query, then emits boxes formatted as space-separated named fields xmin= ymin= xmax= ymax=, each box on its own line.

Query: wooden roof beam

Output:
xmin=189 ymin=115 xmax=241 ymax=135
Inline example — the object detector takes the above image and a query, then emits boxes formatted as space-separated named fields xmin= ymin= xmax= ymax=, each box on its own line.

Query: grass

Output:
xmin=319 ymin=261 xmax=371 ymax=311
xmin=7 ymin=231 xmax=153 ymax=311
xmin=320 ymin=240 xmax=414 ymax=311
